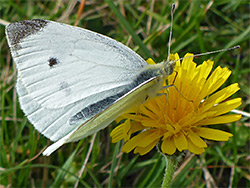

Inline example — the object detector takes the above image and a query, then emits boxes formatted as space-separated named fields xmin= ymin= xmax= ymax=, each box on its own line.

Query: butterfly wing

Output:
xmin=6 ymin=20 xmax=147 ymax=109
xmin=43 ymin=76 xmax=161 ymax=156
xmin=6 ymin=19 xmax=149 ymax=143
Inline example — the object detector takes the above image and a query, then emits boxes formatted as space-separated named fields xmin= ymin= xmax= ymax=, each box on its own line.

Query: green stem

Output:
xmin=161 ymin=154 xmax=179 ymax=188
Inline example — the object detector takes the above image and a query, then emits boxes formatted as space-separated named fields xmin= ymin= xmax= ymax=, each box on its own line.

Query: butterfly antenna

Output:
xmin=172 ymin=45 xmax=240 ymax=64
xmin=167 ymin=4 xmax=175 ymax=61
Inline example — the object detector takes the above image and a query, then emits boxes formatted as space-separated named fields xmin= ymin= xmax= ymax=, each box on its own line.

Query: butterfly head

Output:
xmin=161 ymin=60 xmax=176 ymax=78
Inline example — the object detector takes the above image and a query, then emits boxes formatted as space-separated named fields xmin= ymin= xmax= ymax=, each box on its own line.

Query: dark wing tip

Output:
xmin=5 ymin=19 xmax=48 ymax=46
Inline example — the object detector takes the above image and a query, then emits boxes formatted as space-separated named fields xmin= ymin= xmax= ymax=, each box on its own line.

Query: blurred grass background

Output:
xmin=0 ymin=0 xmax=249 ymax=187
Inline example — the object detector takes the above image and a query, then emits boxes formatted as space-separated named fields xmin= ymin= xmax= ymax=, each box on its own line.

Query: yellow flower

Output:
xmin=110 ymin=53 xmax=242 ymax=155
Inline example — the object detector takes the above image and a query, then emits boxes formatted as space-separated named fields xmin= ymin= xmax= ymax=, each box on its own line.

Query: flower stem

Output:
xmin=161 ymin=154 xmax=179 ymax=188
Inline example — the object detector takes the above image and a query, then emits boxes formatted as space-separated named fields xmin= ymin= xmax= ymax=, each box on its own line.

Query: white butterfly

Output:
xmin=6 ymin=19 xmax=175 ymax=156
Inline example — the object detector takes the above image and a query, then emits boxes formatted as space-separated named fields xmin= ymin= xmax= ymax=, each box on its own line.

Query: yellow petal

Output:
xmin=134 ymin=139 xmax=159 ymax=155
xmin=146 ymin=58 xmax=155 ymax=65
xmin=202 ymin=83 xmax=240 ymax=112
xmin=116 ymin=113 xmax=138 ymax=122
xmin=123 ymin=119 xmax=131 ymax=141
xmin=200 ymin=66 xmax=231 ymax=99
xmin=169 ymin=53 xmax=180 ymax=62
xmin=139 ymin=104 xmax=158 ymax=120
xmin=182 ymin=53 xmax=195 ymax=73
xmin=200 ymin=114 xmax=242 ymax=125
xmin=137 ymin=130 xmax=163 ymax=147
xmin=186 ymin=137 xmax=205 ymax=154
xmin=196 ymin=127 xmax=233 ymax=141
xmin=130 ymin=121 xmax=144 ymax=134
xmin=174 ymin=132 xmax=187 ymax=151
xmin=168 ymin=53 xmax=180 ymax=84
xmin=110 ymin=123 xmax=125 ymax=143
xmin=121 ymin=131 xmax=151 ymax=153
xmin=196 ymin=60 xmax=214 ymax=81
xmin=211 ymin=98 xmax=242 ymax=116
xmin=144 ymin=99 xmax=162 ymax=116
xmin=161 ymin=138 xmax=176 ymax=155
xmin=115 ymin=116 xmax=124 ymax=123
xmin=141 ymin=118 xmax=161 ymax=128
xmin=190 ymin=60 xmax=214 ymax=102
xmin=180 ymin=111 xmax=216 ymax=128
xmin=188 ymin=130 xmax=207 ymax=148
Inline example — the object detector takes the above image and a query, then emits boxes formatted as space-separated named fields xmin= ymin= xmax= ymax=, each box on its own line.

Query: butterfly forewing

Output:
xmin=6 ymin=20 xmax=148 ymax=109
xmin=6 ymin=20 xmax=148 ymax=142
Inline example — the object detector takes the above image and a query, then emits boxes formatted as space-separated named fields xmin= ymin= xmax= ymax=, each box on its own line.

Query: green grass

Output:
xmin=0 ymin=0 xmax=249 ymax=187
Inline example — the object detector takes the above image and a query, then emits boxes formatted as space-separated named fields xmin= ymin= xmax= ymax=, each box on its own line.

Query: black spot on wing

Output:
xmin=5 ymin=19 xmax=48 ymax=50
xmin=48 ymin=57 xmax=59 ymax=68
